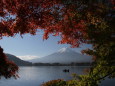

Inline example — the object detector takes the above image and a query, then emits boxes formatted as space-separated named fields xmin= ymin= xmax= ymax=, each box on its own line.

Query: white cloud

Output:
xmin=17 ymin=55 xmax=40 ymax=61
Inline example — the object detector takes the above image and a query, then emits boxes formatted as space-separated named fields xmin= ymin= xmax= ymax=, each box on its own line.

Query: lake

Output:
xmin=0 ymin=66 xmax=115 ymax=86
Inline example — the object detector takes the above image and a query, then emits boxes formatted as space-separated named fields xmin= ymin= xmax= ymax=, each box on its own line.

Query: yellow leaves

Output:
xmin=41 ymin=79 xmax=66 ymax=86
xmin=89 ymin=17 xmax=101 ymax=25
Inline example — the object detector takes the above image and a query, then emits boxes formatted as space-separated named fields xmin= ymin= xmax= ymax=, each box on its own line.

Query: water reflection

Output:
xmin=0 ymin=66 xmax=114 ymax=86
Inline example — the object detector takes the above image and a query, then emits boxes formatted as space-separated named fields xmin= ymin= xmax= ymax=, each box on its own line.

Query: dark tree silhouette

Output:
xmin=0 ymin=46 xmax=18 ymax=79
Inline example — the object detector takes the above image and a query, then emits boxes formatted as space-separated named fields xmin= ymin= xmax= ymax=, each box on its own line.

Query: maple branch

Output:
xmin=96 ymin=69 xmax=115 ymax=81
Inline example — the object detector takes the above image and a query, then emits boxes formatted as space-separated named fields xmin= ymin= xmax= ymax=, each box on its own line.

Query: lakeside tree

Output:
xmin=0 ymin=0 xmax=115 ymax=85
xmin=0 ymin=46 xmax=18 ymax=79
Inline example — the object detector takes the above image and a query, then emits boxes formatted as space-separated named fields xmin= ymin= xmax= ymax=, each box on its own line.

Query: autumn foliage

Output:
xmin=0 ymin=46 xmax=18 ymax=79
xmin=41 ymin=79 xmax=67 ymax=86
xmin=0 ymin=0 xmax=114 ymax=46
xmin=0 ymin=0 xmax=115 ymax=84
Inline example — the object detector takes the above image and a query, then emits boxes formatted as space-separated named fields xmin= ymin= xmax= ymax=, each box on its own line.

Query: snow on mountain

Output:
xmin=30 ymin=48 xmax=92 ymax=63
xmin=58 ymin=47 xmax=73 ymax=53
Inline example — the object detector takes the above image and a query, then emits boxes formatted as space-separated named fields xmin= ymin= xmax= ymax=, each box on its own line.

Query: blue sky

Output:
xmin=0 ymin=32 xmax=91 ymax=60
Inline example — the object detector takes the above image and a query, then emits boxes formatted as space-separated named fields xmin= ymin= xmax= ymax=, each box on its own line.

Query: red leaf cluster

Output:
xmin=0 ymin=0 xmax=114 ymax=78
xmin=0 ymin=47 xmax=18 ymax=79
xmin=0 ymin=0 xmax=88 ymax=47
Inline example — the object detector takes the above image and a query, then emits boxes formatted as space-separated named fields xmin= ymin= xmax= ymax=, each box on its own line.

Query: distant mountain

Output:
xmin=6 ymin=53 xmax=32 ymax=66
xmin=30 ymin=48 xmax=92 ymax=63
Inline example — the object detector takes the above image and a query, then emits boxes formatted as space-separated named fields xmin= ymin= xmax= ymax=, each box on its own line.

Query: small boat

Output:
xmin=63 ymin=69 xmax=69 ymax=72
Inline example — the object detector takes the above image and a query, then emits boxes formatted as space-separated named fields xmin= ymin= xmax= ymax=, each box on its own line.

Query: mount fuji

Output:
xmin=30 ymin=48 xmax=92 ymax=63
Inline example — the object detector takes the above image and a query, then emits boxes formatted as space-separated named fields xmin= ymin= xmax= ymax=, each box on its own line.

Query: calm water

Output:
xmin=0 ymin=66 xmax=115 ymax=86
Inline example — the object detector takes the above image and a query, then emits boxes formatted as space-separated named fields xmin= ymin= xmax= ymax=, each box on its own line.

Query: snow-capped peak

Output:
xmin=58 ymin=47 xmax=72 ymax=53
xmin=30 ymin=47 xmax=92 ymax=63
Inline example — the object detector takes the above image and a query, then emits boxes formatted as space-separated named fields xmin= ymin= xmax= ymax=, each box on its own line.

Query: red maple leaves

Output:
xmin=0 ymin=0 xmax=114 ymax=78
xmin=0 ymin=47 xmax=18 ymax=79
xmin=0 ymin=0 xmax=92 ymax=46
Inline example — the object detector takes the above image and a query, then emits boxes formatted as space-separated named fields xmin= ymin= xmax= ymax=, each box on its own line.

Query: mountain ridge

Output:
xmin=6 ymin=53 xmax=32 ymax=66
xmin=30 ymin=48 xmax=92 ymax=63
